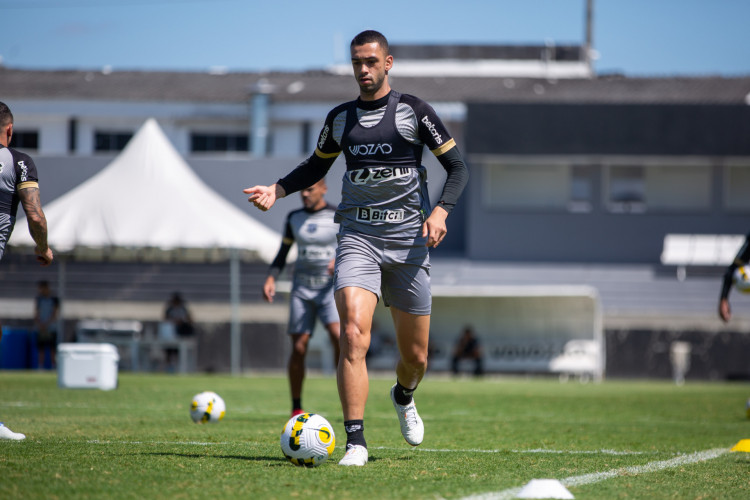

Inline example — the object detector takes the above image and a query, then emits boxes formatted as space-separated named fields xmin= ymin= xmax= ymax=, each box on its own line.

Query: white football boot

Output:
xmin=0 ymin=423 xmax=26 ymax=441
xmin=390 ymin=384 xmax=424 ymax=446
xmin=338 ymin=444 xmax=368 ymax=466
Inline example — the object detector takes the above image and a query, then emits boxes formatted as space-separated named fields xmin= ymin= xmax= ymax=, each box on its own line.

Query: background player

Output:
xmin=262 ymin=178 xmax=340 ymax=417
xmin=0 ymin=101 xmax=54 ymax=440
xmin=244 ymin=30 xmax=469 ymax=466
xmin=719 ymin=232 xmax=750 ymax=323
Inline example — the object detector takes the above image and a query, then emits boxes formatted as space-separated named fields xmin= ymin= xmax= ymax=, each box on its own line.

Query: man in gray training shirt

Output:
xmin=244 ymin=30 xmax=468 ymax=466
xmin=263 ymin=178 xmax=340 ymax=418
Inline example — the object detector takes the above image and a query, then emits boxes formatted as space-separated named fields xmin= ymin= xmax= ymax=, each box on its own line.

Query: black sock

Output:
xmin=292 ymin=398 xmax=302 ymax=411
xmin=393 ymin=380 xmax=415 ymax=405
xmin=344 ymin=419 xmax=366 ymax=448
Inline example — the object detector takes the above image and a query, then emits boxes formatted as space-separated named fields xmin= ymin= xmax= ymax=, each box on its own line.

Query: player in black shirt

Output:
xmin=244 ymin=31 xmax=469 ymax=466
xmin=719 ymin=232 xmax=750 ymax=323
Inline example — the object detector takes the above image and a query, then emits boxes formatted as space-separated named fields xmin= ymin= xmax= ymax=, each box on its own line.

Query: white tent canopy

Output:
xmin=10 ymin=118 xmax=284 ymax=374
xmin=9 ymin=118 xmax=280 ymax=262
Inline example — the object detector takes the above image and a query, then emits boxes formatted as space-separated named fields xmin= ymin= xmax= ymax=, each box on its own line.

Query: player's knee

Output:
xmin=340 ymin=323 xmax=369 ymax=356
xmin=401 ymin=349 xmax=428 ymax=371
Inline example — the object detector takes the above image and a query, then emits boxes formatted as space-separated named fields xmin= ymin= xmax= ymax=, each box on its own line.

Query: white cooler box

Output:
xmin=58 ymin=343 xmax=119 ymax=390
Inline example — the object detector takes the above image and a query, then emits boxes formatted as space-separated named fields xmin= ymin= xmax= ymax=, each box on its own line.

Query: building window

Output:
xmin=725 ymin=165 xmax=750 ymax=211
xmin=95 ymin=131 xmax=133 ymax=152
xmin=9 ymin=130 xmax=39 ymax=150
xmin=191 ymin=133 xmax=249 ymax=152
xmin=569 ymin=165 xmax=595 ymax=213
xmin=607 ymin=165 xmax=645 ymax=213
xmin=645 ymin=165 xmax=711 ymax=211
xmin=484 ymin=163 xmax=569 ymax=210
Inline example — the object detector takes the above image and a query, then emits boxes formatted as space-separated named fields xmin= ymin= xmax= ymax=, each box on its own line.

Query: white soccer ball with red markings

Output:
xmin=190 ymin=391 xmax=226 ymax=424
xmin=280 ymin=413 xmax=335 ymax=467
xmin=734 ymin=266 xmax=750 ymax=294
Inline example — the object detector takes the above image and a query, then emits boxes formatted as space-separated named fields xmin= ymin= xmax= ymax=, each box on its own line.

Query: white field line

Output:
xmin=372 ymin=446 xmax=652 ymax=456
xmin=88 ymin=440 xmax=233 ymax=446
xmin=459 ymin=447 xmax=728 ymax=500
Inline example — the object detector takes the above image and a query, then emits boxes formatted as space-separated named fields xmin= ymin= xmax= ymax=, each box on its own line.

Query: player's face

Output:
xmin=301 ymin=181 xmax=327 ymax=210
xmin=351 ymin=42 xmax=392 ymax=99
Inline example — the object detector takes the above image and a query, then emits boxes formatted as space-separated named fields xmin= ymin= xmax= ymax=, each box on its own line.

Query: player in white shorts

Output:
xmin=244 ymin=30 xmax=469 ymax=466
xmin=263 ymin=179 xmax=340 ymax=417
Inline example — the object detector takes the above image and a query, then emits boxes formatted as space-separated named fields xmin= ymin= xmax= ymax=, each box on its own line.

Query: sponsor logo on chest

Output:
xmin=348 ymin=143 xmax=393 ymax=156
xmin=356 ymin=207 xmax=405 ymax=223
xmin=349 ymin=166 xmax=410 ymax=185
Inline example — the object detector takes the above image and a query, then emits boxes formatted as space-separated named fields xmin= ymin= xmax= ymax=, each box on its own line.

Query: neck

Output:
xmin=306 ymin=199 xmax=327 ymax=212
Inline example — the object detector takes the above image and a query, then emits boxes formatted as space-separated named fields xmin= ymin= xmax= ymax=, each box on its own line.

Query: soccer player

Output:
xmin=0 ymin=101 xmax=54 ymax=440
xmin=263 ymin=178 xmax=340 ymax=417
xmin=34 ymin=280 xmax=61 ymax=370
xmin=244 ymin=30 xmax=469 ymax=466
xmin=718 ymin=232 xmax=750 ymax=323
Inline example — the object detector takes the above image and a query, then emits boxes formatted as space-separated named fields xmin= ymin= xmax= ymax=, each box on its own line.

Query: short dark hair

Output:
xmin=350 ymin=30 xmax=389 ymax=55
xmin=0 ymin=101 xmax=13 ymax=129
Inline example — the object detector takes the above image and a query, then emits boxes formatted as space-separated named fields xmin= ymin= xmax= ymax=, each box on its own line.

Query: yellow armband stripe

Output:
xmin=430 ymin=138 xmax=456 ymax=157
xmin=282 ymin=237 xmax=294 ymax=245
xmin=17 ymin=181 xmax=39 ymax=190
xmin=315 ymin=147 xmax=341 ymax=159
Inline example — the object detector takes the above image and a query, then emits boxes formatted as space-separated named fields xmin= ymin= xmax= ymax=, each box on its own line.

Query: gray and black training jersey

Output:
xmin=0 ymin=145 xmax=39 ymax=259
xmin=269 ymin=204 xmax=338 ymax=288
xmin=278 ymin=90 xmax=467 ymax=240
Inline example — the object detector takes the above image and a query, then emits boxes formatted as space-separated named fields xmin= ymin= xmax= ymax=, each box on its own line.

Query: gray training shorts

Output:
xmin=288 ymin=279 xmax=339 ymax=335
xmin=334 ymin=230 xmax=431 ymax=315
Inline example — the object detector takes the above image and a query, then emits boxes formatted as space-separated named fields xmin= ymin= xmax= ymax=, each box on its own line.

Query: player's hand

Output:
xmin=243 ymin=184 xmax=285 ymax=211
xmin=423 ymin=206 xmax=448 ymax=248
xmin=262 ymin=276 xmax=276 ymax=303
xmin=719 ymin=298 xmax=731 ymax=323
xmin=35 ymin=246 xmax=53 ymax=266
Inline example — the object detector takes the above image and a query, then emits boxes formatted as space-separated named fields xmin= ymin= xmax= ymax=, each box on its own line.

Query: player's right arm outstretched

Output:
xmin=244 ymin=184 xmax=287 ymax=211
xmin=244 ymin=107 xmax=342 ymax=212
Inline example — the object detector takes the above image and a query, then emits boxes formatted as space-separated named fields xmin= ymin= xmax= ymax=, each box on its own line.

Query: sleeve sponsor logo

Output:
xmin=17 ymin=160 xmax=28 ymax=181
xmin=349 ymin=166 xmax=411 ymax=185
xmin=348 ymin=143 xmax=393 ymax=156
xmin=356 ymin=207 xmax=405 ymax=223
xmin=0 ymin=162 xmax=4 ymax=174
xmin=317 ymin=124 xmax=330 ymax=150
xmin=420 ymin=115 xmax=443 ymax=145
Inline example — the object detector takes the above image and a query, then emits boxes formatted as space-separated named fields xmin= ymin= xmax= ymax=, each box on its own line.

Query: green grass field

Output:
xmin=1 ymin=371 xmax=749 ymax=499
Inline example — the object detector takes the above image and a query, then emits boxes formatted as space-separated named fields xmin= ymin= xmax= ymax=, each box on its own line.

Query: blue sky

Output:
xmin=1 ymin=0 xmax=748 ymax=76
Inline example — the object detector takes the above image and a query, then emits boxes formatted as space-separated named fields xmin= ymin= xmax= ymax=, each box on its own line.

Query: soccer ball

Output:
xmin=280 ymin=413 xmax=335 ymax=467
xmin=734 ymin=266 xmax=750 ymax=294
xmin=190 ymin=391 xmax=226 ymax=424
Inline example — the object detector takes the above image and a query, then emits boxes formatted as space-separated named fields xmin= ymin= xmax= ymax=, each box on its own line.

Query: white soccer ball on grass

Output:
xmin=190 ymin=391 xmax=226 ymax=424
xmin=280 ymin=413 xmax=336 ymax=467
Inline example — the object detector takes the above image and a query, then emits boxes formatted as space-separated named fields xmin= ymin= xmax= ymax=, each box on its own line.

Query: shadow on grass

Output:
xmin=145 ymin=451 xmax=288 ymax=464
xmin=145 ymin=451 xmax=382 ymax=465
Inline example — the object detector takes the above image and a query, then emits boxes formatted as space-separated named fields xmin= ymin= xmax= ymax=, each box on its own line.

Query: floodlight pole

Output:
xmin=56 ymin=255 xmax=66 ymax=346
xmin=230 ymin=248 xmax=241 ymax=375
xmin=584 ymin=0 xmax=595 ymax=73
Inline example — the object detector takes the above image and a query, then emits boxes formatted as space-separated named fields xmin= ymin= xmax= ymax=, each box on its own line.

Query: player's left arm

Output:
xmin=414 ymin=99 xmax=469 ymax=247
xmin=16 ymin=156 xmax=53 ymax=265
